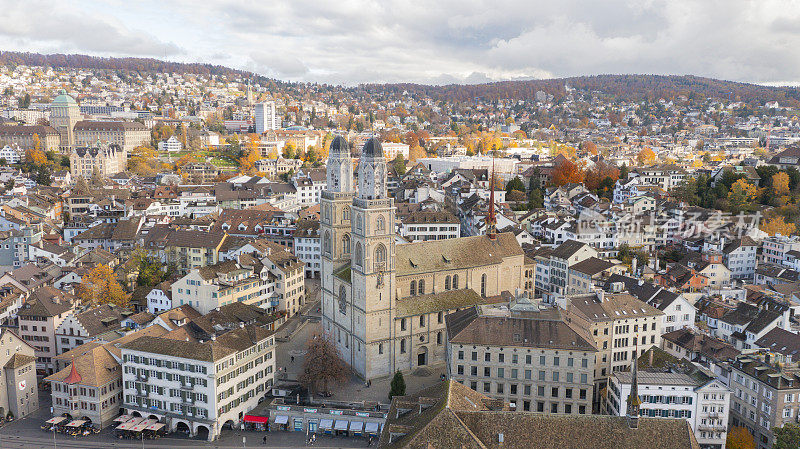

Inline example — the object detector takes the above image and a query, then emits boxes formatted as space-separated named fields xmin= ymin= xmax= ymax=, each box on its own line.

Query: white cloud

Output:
xmin=0 ymin=0 xmax=183 ymax=57
xmin=4 ymin=0 xmax=800 ymax=85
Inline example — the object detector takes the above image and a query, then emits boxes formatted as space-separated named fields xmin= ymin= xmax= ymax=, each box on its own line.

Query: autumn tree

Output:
xmin=32 ymin=133 xmax=41 ymax=151
xmin=551 ymin=158 xmax=584 ymax=186
xmin=726 ymin=426 xmax=756 ymax=449
xmin=409 ymin=145 xmax=426 ymax=162
xmin=25 ymin=148 xmax=47 ymax=167
xmin=75 ymin=264 xmax=128 ymax=308
xmin=773 ymin=172 xmax=791 ymax=197
xmin=299 ymin=333 xmax=350 ymax=394
xmin=761 ymin=216 xmax=797 ymax=236
xmin=637 ymin=147 xmax=656 ymax=165
xmin=128 ymin=145 xmax=161 ymax=176
xmin=581 ymin=141 xmax=598 ymax=155
xmin=507 ymin=190 xmax=527 ymax=202
xmin=727 ymin=179 xmax=758 ymax=214
xmin=239 ymin=135 xmax=261 ymax=173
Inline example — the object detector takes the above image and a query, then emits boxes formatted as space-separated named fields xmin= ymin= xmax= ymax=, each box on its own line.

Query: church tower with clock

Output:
xmin=321 ymin=136 xmax=397 ymax=379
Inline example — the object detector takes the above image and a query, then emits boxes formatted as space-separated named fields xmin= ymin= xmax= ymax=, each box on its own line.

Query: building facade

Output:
xmin=321 ymin=136 xmax=526 ymax=380
xmin=445 ymin=305 xmax=596 ymax=415
xmin=120 ymin=324 xmax=276 ymax=440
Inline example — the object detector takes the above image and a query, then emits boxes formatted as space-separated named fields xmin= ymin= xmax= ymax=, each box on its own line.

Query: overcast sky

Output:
xmin=3 ymin=0 xmax=800 ymax=86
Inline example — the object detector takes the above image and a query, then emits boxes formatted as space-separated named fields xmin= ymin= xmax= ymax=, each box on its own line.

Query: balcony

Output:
xmin=179 ymin=383 xmax=194 ymax=390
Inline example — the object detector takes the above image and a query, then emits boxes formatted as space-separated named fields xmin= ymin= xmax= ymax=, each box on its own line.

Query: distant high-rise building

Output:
xmin=49 ymin=89 xmax=82 ymax=153
xmin=254 ymin=101 xmax=279 ymax=134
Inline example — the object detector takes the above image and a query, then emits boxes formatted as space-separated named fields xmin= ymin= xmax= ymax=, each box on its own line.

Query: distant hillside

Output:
xmin=2 ymin=51 xmax=799 ymax=107
xmin=370 ymin=75 xmax=800 ymax=107
xmin=0 ymin=51 xmax=256 ymax=79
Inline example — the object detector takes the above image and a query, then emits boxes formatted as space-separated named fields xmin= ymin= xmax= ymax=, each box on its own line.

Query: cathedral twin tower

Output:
xmin=321 ymin=136 xmax=397 ymax=379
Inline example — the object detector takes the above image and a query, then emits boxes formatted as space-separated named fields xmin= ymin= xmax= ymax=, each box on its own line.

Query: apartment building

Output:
xmin=722 ymin=237 xmax=758 ymax=280
xmin=293 ymin=219 xmax=320 ymax=278
xmin=761 ymin=234 xmax=800 ymax=267
xmin=171 ymin=254 xmax=275 ymax=315
xmin=398 ymin=211 xmax=461 ymax=242
xmin=142 ymin=226 xmax=229 ymax=274
xmin=729 ymin=356 xmax=800 ymax=449
xmin=543 ymin=240 xmax=598 ymax=302
xmin=445 ymin=304 xmax=596 ymax=415
xmin=261 ymin=243 xmax=305 ymax=317
xmin=54 ymin=304 xmax=126 ymax=354
xmin=564 ymin=291 xmax=663 ymax=409
xmin=120 ymin=323 xmax=276 ymax=440
xmin=17 ymin=287 xmax=76 ymax=374
xmin=607 ymin=357 xmax=730 ymax=449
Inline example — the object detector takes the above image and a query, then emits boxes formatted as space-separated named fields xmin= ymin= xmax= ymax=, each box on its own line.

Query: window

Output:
xmin=419 ymin=315 xmax=425 ymax=327
xmin=400 ymin=339 xmax=406 ymax=353
xmin=342 ymin=234 xmax=350 ymax=255
xmin=338 ymin=285 xmax=347 ymax=315
xmin=376 ymin=215 xmax=386 ymax=233
xmin=481 ymin=274 xmax=487 ymax=297
xmin=401 ymin=318 xmax=407 ymax=331
xmin=418 ymin=279 xmax=425 ymax=295
xmin=453 ymin=274 xmax=459 ymax=289
xmin=410 ymin=281 xmax=417 ymax=296
xmin=445 ymin=276 xmax=451 ymax=291
xmin=323 ymin=231 xmax=331 ymax=254
xmin=355 ymin=243 xmax=363 ymax=268
xmin=374 ymin=244 xmax=386 ymax=269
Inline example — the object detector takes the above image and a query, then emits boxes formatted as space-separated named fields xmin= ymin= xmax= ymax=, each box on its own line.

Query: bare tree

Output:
xmin=299 ymin=332 xmax=350 ymax=394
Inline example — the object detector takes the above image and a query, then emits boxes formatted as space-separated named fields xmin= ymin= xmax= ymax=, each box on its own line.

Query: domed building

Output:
xmin=320 ymin=136 xmax=526 ymax=380
xmin=49 ymin=89 xmax=81 ymax=152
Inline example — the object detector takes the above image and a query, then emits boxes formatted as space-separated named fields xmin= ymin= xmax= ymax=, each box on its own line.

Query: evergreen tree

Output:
xmin=389 ymin=371 xmax=406 ymax=399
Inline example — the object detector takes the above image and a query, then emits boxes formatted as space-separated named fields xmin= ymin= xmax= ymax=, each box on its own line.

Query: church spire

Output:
xmin=626 ymin=346 xmax=642 ymax=429
xmin=487 ymin=155 xmax=497 ymax=240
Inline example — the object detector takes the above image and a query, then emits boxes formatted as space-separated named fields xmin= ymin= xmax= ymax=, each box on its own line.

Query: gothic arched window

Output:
xmin=453 ymin=274 xmax=459 ymax=290
xmin=375 ymin=244 xmax=386 ymax=270
xmin=481 ymin=274 xmax=487 ymax=297
xmin=343 ymin=207 xmax=350 ymax=221
xmin=323 ymin=231 xmax=331 ymax=255
xmin=342 ymin=234 xmax=351 ymax=255
xmin=339 ymin=285 xmax=347 ymax=315
xmin=418 ymin=279 xmax=426 ymax=295
xmin=445 ymin=275 xmax=451 ymax=291
xmin=410 ymin=280 xmax=417 ymax=296
xmin=357 ymin=214 xmax=364 ymax=232
xmin=376 ymin=215 xmax=386 ymax=233
xmin=355 ymin=243 xmax=363 ymax=268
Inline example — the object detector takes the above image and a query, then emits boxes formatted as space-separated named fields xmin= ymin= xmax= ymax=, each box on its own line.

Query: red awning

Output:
xmin=243 ymin=415 xmax=270 ymax=424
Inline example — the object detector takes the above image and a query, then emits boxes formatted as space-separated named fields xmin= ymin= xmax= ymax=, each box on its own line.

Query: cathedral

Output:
xmin=320 ymin=136 xmax=527 ymax=380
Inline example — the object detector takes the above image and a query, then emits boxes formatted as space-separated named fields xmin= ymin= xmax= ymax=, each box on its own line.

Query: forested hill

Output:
xmin=370 ymin=75 xmax=800 ymax=107
xmin=0 ymin=51 xmax=255 ymax=79
xmin=2 ymin=51 xmax=799 ymax=107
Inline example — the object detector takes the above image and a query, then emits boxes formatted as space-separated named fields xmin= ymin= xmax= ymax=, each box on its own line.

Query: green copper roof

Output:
xmin=52 ymin=89 xmax=77 ymax=106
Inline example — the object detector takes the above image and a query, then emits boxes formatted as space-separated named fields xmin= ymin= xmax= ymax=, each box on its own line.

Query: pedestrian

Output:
xmin=263 ymin=435 xmax=267 ymax=445
xmin=291 ymin=355 xmax=295 ymax=363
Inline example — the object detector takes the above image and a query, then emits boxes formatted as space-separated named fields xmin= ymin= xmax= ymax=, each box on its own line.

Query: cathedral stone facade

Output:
xmin=321 ymin=136 xmax=526 ymax=380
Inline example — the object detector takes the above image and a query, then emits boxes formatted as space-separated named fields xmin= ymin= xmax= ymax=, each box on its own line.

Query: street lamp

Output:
xmin=52 ymin=424 xmax=56 ymax=449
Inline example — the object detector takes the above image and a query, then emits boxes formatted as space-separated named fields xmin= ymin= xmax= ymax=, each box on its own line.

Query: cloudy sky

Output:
xmin=3 ymin=0 xmax=800 ymax=86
